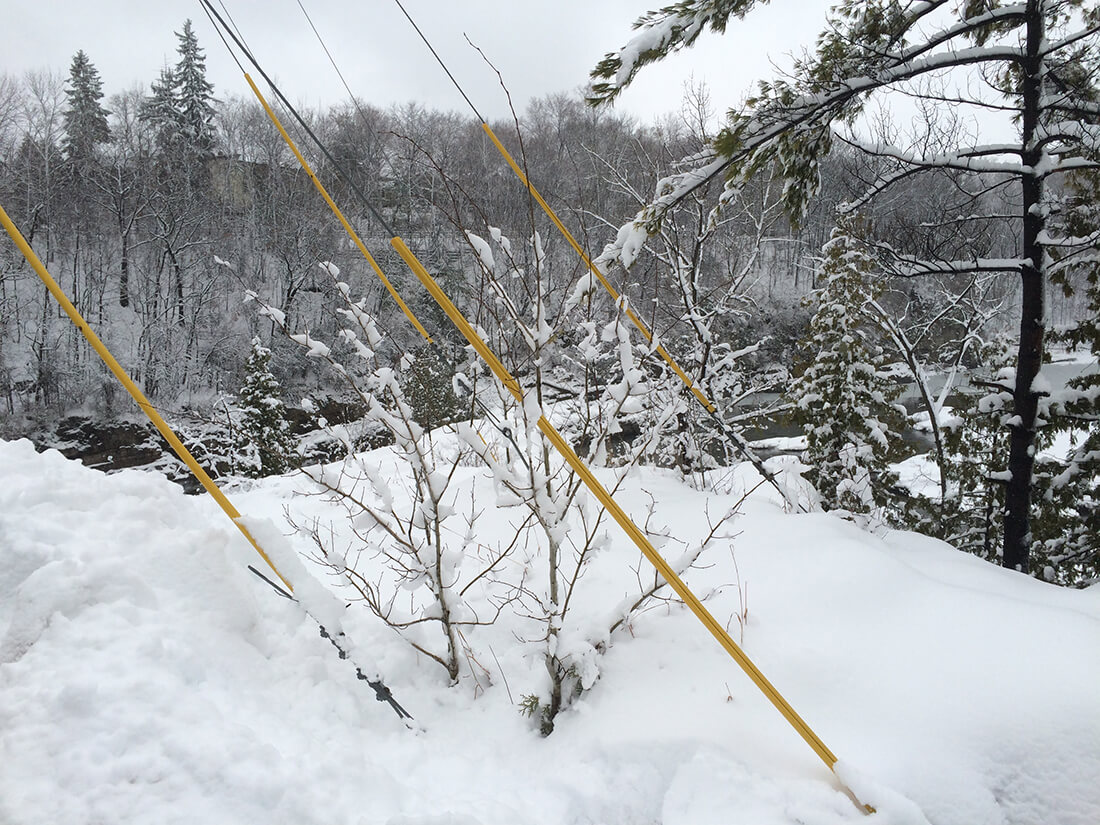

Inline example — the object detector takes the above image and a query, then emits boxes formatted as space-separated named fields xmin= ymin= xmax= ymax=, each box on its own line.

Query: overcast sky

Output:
xmin=3 ymin=1 xmax=830 ymax=124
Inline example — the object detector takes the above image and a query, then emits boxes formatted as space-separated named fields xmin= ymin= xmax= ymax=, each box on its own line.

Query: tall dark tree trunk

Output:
xmin=1003 ymin=0 xmax=1047 ymax=573
xmin=118 ymin=215 xmax=130 ymax=309
xmin=164 ymin=243 xmax=186 ymax=326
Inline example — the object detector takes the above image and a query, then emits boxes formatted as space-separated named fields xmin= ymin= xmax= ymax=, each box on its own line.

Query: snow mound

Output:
xmin=1 ymin=438 xmax=1098 ymax=824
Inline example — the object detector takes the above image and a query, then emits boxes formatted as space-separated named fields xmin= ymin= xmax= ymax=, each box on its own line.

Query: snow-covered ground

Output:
xmin=1 ymin=436 xmax=1098 ymax=825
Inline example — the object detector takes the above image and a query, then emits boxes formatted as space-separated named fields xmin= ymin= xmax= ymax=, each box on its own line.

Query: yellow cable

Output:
xmin=244 ymin=73 xmax=433 ymax=343
xmin=391 ymin=235 xmax=858 ymax=784
xmin=0 ymin=202 xmax=294 ymax=595
xmin=481 ymin=123 xmax=716 ymax=414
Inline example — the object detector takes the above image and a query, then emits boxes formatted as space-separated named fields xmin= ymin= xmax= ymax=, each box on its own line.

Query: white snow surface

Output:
xmin=2 ymin=437 xmax=1099 ymax=824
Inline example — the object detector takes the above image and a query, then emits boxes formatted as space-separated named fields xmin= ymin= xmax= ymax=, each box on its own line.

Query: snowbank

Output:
xmin=1 ymin=438 xmax=1097 ymax=824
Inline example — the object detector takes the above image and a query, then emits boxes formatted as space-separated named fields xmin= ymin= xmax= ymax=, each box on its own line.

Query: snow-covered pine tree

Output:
xmin=173 ymin=19 xmax=216 ymax=157
xmin=1044 ymin=270 xmax=1100 ymax=585
xmin=139 ymin=66 xmax=182 ymax=155
xmin=929 ymin=337 xmax=1071 ymax=575
xmin=61 ymin=50 xmax=110 ymax=167
xmin=237 ymin=337 xmax=297 ymax=478
xmin=400 ymin=343 xmax=464 ymax=431
xmin=787 ymin=220 xmax=905 ymax=519
xmin=935 ymin=339 xmax=1014 ymax=562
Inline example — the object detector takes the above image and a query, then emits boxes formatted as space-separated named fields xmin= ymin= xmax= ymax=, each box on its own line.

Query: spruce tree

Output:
xmin=1044 ymin=274 xmax=1100 ymax=585
xmin=173 ymin=19 xmax=217 ymax=156
xmin=140 ymin=66 xmax=182 ymax=154
xmin=788 ymin=221 xmax=905 ymax=518
xmin=62 ymin=50 xmax=110 ymax=166
xmin=400 ymin=344 xmax=463 ymax=431
xmin=935 ymin=339 xmax=1015 ymax=562
xmin=238 ymin=338 xmax=297 ymax=477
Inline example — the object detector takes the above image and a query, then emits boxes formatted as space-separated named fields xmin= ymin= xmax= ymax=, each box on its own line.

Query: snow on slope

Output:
xmin=1 ymin=437 xmax=1098 ymax=824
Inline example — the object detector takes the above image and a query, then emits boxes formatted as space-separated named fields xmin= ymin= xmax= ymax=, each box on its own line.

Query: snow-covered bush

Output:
xmin=459 ymin=225 xmax=727 ymax=731
xmin=245 ymin=266 xmax=509 ymax=684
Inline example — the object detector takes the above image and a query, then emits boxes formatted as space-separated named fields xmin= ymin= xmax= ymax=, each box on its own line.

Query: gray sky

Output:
xmin=3 ymin=1 xmax=829 ymax=124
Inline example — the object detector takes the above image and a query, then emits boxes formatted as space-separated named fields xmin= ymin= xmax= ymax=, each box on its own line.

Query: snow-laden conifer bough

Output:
xmin=0 ymin=200 xmax=415 ymax=726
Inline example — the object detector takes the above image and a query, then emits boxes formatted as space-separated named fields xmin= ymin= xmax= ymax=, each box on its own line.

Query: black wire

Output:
xmin=248 ymin=565 xmax=294 ymax=599
xmin=389 ymin=0 xmax=485 ymax=123
xmin=470 ymin=394 xmax=531 ymax=470
xmin=198 ymin=0 xmax=399 ymax=238
xmin=318 ymin=625 xmax=414 ymax=719
xmin=295 ymin=0 xmax=394 ymax=166
xmin=216 ymin=0 xmax=253 ymax=56
xmin=200 ymin=1 xmax=246 ymax=74
xmin=296 ymin=0 xmax=368 ymax=119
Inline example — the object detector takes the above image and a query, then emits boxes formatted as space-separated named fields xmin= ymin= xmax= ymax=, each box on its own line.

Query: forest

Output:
xmin=1 ymin=2 xmax=1098 ymax=594
xmin=2 ymin=6 xmax=1100 ymax=823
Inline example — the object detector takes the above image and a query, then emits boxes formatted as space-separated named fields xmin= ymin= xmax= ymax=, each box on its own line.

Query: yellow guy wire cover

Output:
xmin=244 ymin=73 xmax=433 ymax=343
xmin=0 ymin=202 xmax=293 ymax=595
xmin=480 ymin=123 xmax=716 ymax=414
xmin=390 ymin=237 xmax=870 ymax=809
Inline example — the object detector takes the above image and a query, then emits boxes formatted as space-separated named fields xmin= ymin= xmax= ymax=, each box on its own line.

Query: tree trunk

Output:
xmin=118 ymin=217 xmax=130 ymax=309
xmin=1003 ymin=1 xmax=1046 ymax=573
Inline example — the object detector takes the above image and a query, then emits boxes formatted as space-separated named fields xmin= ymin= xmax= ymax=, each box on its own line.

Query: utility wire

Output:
xmin=200 ymin=0 xmax=398 ymax=238
xmin=204 ymin=3 xmax=246 ymax=75
xmin=216 ymin=0 xmax=252 ymax=54
xmin=293 ymin=0 xmax=400 ymax=195
xmin=389 ymin=0 xmax=485 ymax=122
xmin=295 ymin=0 xmax=375 ymax=126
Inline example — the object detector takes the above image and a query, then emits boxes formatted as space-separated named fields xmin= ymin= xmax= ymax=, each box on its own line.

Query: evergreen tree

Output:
xmin=906 ymin=336 xmax=1078 ymax=580
xmin=1037 ymin=130 xmax=1100 ymax=585
xmin=400 ymin=344 xmax=464 ymax=431
xmin=933 ymin=339 xmax=1015 ymax=562
xmin=787 ymin=221 xmax=905 ymax=518
xmin=173 ymin=19 xmax=216 ymax=156
xmin=139 ymin=65 xmax=182 ymax=154
xmin=61 ymin=50 xmax=110 ymax=166
xmin=1044 ymin=272 xmax=1100 ymax=585
xmin=237 ymin=338 xmax=297 ymax=478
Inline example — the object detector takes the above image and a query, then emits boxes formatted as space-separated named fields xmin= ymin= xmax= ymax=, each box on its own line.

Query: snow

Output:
xmin=751 ymin=435 xmax=809 ymax=452
xmin=288 ymin=332 xmax=331 ymax=359
xmin=465 ymin=231 xmax=495 ymax=272
xmin=2 ymin=437 xmax=1099 ymax=824
xmin=244 ymin=290 xmax=286 ymax=328
xmin=909 ymin=406 xmax=961 ymax=434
